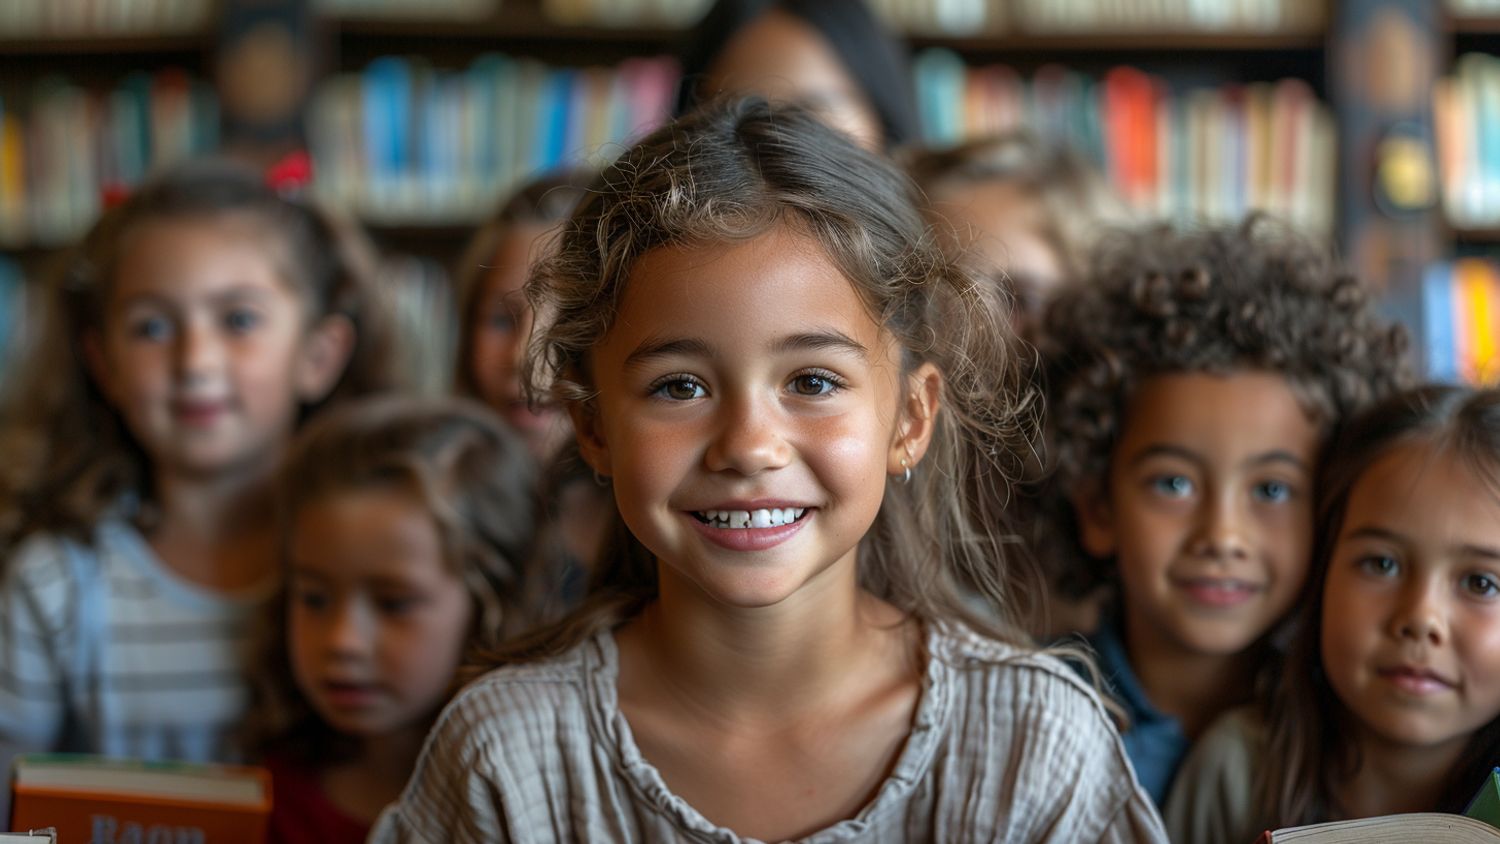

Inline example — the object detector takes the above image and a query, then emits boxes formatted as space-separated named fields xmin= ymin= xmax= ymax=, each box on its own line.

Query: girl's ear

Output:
xmin=567 ymin=400 xmax=611 ymax=479
xmin=294 ymin=314 xmax=356 ymax=403
xmin=887 ymin=361 xmax=943 ymax=477
xmin=1071 ymin=479 xmax=1116 ymax=558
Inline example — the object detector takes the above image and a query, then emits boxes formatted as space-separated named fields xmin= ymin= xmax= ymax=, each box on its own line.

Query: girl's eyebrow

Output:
xmin=1345 ymin=526 xmax=1500 ymax=562
xmin=1126 ymin=444 xmax=1309 ymax=471
xmin=770 ymin=330 xmax=869 ymax=360
xmin=1345 ymin=525 xmax=1409 ymax=546
xmin=624 ymin=330 xmax=869 ymax=370
xmin=624 ymin=336 xmax=714 ymax=369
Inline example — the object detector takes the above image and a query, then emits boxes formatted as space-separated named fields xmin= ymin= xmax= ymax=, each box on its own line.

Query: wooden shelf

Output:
xmin=1452 ymin=226 xmax=1500 ymax=244
xmin=1449 ymin=15 xmax=1500 ymax=35
xmin=0 ymin=31 xmax=208 ymax=55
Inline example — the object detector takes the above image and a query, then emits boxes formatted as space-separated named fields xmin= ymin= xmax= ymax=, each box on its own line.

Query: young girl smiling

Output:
xmin=370 ymin=98 xmax=1165 ymax=843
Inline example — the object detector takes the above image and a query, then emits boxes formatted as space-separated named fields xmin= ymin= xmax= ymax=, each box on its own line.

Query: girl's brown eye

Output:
xmin=792 ymin=374 xmax=833 ymax=396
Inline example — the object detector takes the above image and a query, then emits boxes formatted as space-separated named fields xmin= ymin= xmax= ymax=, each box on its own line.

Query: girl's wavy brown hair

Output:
xmin=1257 ymin=385 xmax=1500 ymax=827
xmin=0 ymin=160 xmax=401 ymax=554
xmin=249 ymin=394 xmax=538 ymax=766
xmin=1035 ymin=216 xmax=1412 ymax=598
xmin=478 ymin=96 xmax=1042 ymax=667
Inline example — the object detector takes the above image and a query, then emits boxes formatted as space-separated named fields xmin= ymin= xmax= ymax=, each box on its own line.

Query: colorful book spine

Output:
xmin=309 ymin=52 xmax=679 ymax=224
xmin=1423 ymin=259 xmax=1500 ymax=385
xmin=912 ymin=50 xmax=1335 ymax=233
xmin=0 ymin=69 xmax=216 ymax=247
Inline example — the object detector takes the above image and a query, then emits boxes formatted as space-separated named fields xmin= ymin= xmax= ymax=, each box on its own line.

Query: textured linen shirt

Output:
xmin=0 ymin=520 xmax=266 ymax=819
xmin=371 ymin=622 xmax=1168 ymax=843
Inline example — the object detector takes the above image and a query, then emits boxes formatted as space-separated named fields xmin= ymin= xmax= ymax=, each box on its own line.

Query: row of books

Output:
xmin=0 ymin=0 xmax=210 ymax=36
xmin=1451 ymin=0 xmax=1500 ymax=17
xmin=0 ymin=70 xmax=218 ymax=248
xmin=1436 ymin=54 xmax=1500 ymax=230
xmin=308 ymin=54 xmax=678 ymax=224
xmin=1008 ymin=0 xmax=1322 ymax=35
xmin=1424 ymin=258 xmax=1500 ymax=386
xmin=541 ymin=0 xmax=711 ymax=27
xmin=914 ymin=50 xmax=1336 ymax=233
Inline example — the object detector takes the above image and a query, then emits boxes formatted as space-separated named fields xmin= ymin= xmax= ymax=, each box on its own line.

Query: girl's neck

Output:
xmin=144 ymin=463 xmax=278 ymax=592
xmin=323 ymin=725 xmax=431 ymax=824
xmin=617 ymin=565 xmax=918 ymax=728
xmin=1336 ymin=729 xmax=1467 ymax=818
xmin=1122 ymin=611 xmax=1263 ymax=739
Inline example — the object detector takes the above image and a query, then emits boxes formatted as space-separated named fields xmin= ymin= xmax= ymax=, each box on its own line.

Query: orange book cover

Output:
xmin=10 ymin=755 xmax=270 ymax=844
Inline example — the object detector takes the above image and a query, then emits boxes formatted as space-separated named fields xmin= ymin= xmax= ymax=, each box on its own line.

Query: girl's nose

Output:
xmin=703 ymin=394 xmax=792 ymax=476
xmin=174 ymin=319 xmax=224 ymax=382
xmin=325 ymin=600 xmax=374 ymax=659
xmin=1189 ymin=492 xmax=1250 ymax=561
xmin=1389 ymin=579 xmax=1447 ymax=647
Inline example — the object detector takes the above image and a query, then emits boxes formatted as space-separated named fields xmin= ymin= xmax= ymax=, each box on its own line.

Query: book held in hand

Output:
xmin=8 ymin=754 xmax=270 ymax=844
xmin=1256 ymin=812 xmax=1500 ymax=842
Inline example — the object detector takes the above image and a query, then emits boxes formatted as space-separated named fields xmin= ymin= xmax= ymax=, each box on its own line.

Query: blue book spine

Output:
xmin=540 ymin=69 xmax=575 ymax=172
xmin=363 ymin=57 xmax=412 ymax=185
xmin=1423 ymin=261 xmax=1457 ymax=383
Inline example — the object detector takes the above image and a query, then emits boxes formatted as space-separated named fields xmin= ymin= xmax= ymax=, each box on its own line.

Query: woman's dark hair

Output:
xmin=1259 ymin=385 xmax=1500 ymax=826
xmin=0 ymin=159 xmax=400 ymax=552
xmin=479 ymin=96 xmax=1039 ymax=668
xmin=675 ymin=0 xmax=921 ymax=149
xmin=1035 ymin=216 xmax=1412 ymax=598
xmin=249 ymin=394 xmax=538 ymax=766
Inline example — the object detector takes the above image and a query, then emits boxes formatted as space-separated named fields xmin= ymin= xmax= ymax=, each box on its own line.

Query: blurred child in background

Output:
xmin=677 ymin=0 xmax=920 ymax=152
xmin=0 ymin=161 xmax=398 ymax=807
xmin=1167 ymin=385 xmax=1500 ymax=842
xmin=455 ymin=169 xmax=609 ymax=617
xmin=252 ymin=395 xmax=536 ymax=843
xmin=1036 ymin=217 xmax=1410 ymax=805
xmin=907 ymin=129 xmax=1132 ymax=327
xmin=455 ymin=169 xmax=593 ymax=461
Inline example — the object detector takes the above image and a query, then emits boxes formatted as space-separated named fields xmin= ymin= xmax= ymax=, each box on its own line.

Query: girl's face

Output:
xmin=1322 ymin=441 xmax=1500 ymax=755
xmin=469 ymin=224 xmax=567 ymax=458
xmin=88 ymin=215 xmax=347 ymax=480
xmin=1080 ymin=371 xmax=1320 ymax=658
xmin=288 ymin=486 xmax=474 ymax=740
xmin=576 ymin=225 xmax=936 ymax=610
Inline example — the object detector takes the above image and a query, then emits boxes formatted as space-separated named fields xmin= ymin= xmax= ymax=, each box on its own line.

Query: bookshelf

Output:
xmin=0 ymin=0 xmax=1481 ymax=294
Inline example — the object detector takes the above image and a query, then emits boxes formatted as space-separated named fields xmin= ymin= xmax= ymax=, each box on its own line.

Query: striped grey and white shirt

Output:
xmin=372 ymin=622 xmax=1168 ymax=843
xmin=0 ymin=519 xmax=266 ymax=804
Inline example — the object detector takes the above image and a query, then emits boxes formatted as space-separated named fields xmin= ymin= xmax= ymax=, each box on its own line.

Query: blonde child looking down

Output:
xmin=252 ymin=395 xmax=536 ymax=844
xmin=1167 ymin=385 xmax=1500 ymax=842
xmin=1036 ymin=218 xmax=1410 ymax=806
xmin=369 ymin=97 xmax=1166 ymax=844
xmin=0 ymin=162 xmax=397 ymax=789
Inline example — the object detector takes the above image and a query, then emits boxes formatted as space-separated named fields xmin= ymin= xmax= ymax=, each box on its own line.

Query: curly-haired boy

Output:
xmin=1034 ymin=216 xmax=1411 ymax=805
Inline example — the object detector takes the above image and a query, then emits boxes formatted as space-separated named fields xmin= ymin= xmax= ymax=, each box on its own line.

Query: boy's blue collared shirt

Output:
xmin=1087 ymin=620 xmax=1189 ymax=807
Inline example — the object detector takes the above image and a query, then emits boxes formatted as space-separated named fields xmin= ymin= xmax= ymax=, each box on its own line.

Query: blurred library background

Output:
xmin=2 ymin=0 xmax=1499 ymax=384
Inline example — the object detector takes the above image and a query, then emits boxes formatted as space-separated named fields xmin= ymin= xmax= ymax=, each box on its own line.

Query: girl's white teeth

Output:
xmin=699 ymin=507 xmax=806 ymax=528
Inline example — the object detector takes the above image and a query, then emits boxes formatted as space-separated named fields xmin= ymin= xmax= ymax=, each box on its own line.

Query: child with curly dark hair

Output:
xmin=1035 ymin=216 xmax=1411 ymax=806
